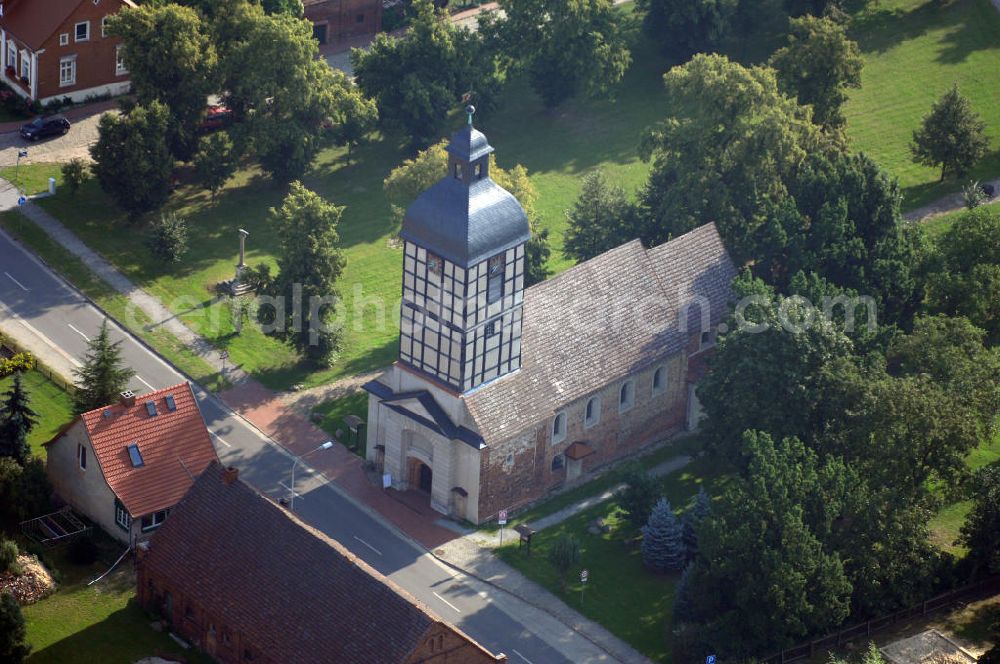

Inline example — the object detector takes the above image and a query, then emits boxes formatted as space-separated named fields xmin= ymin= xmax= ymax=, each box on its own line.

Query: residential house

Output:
xmin=45 ymin=383 xmax=219 ymax=546
xmin=304 ymin=0 xmax=382 ymax=46
xmin=0 ymin=0 xmax=134 ymax=104
xmin=364 ymin=119 xmax=738 ymax=524
xmin=137 ymin=463 xmax=507 ymax=664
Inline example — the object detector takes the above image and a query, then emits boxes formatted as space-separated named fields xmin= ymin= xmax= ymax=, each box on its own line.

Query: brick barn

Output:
xmin=0 ymin=0 xmax=134 ymax=104
xmin=137 ymin=463 xmax=506 ymax=664
xmin=304 ymin=0 xmax=382 ymax=46
xmin=363 ymin=118 xmax=738 ymax=524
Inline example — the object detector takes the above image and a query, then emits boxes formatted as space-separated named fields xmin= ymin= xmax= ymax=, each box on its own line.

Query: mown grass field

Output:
xmin=844 ymin=0 xmax=1000 ymax=208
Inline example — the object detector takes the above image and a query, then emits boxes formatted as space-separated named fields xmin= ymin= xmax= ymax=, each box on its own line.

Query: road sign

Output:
xmin=580 ymin=569 xmax=589 ymax=583
xmin=17 ymin=195 xmax=26 ymax=206
xmin=382 ymin=472 xmax=392 ymax=489
xmin=498 ymin=509 xmax=508 ymax=526
xmin=707 ymin=655 xmax=716 ymax=664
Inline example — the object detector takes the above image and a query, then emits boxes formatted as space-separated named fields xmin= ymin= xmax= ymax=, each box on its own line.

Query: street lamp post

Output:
xmin=289 ymin=441 xmax=333 ymax=512
xmin=15 ymin=149 xmax=27 ymax=192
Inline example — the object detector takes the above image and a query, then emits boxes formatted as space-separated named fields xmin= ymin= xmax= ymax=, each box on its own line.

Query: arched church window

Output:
xmin=487 ymin=254 xmax=504 ymax=303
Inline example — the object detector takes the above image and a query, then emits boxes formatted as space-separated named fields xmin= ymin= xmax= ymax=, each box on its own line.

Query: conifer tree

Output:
xmin=0 ymin=592 xmax=29 ymax=664
xmin=911 ymin=85 xmax=990 ymax=181
xmin=73 ymin=320 xmax=135 ymax=415
xmin=672 ymin=563 xmax=697 ymax=625
xmin=0 ymin=374 xmax=36 ymax=465
xmin=641 ymin=498 xmax=686 ymax=572
xmin=682 ymin=487 xmax=711 ymax=560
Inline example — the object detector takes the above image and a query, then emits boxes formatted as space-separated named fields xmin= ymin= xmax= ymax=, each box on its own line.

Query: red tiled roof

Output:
xmin=79 ymin=383 xmax=217 ymax=517
xmin=1 ymin=0 xmax=136 ymax=51
xmin=142 ymin=463 xmax=503 ymax=664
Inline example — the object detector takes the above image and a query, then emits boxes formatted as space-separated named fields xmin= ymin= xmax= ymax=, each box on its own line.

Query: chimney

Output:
xmin=222 ymin=466 xmax=239 ymax=486
xmin=120 ymin=391 xmax=136 ymax=407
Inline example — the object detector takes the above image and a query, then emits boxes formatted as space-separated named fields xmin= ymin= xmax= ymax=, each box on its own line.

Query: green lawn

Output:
xmin=311 ymin=391 xmax=369 ymax=455
xmin=21 ymin=542 xmax=212 ymax=664
xmin=844 ymin=0 xmax=1000 ymax=209
xmin=1 ymin=163 xmax=62 ymax=197
xmin=0 ymin=370 xmax=74 ymax=457
xmin=495 ymin=454 xmax=724 ymax=663
xmin=0 ymin=211 xmax=229 ymax=393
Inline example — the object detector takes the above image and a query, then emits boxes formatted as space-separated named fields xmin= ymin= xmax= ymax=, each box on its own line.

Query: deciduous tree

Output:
xmin=547 ymin=535 xmax=581 ymax=588
xmin=639 ymin=0 xmax=737 ymax=59
xmin=770 ymin=15 xmax=862 ymax=131
xmin=193 ymin=131 xmax=238 ymax=200
xmin=110 ymin=3 xmax=218 ymax=160
xmin=60 ymin=158 xmax=89 ymax=196
xmin=265 ymin=182 xmax=346 ymax=365
xmin=72 ymin=319 xmax=135 ymax=415
xmin=911 ymin=85 xmax=989 ymax=181
xmin=353 ymin=0 xmax=501 ymax=146
xmin=959 ymin=466 xmax=1000 ymax=577
xmin=486 ymin=0 xmax=630 ymax=108
xmin=145 ymin=212 xmax=190 ymax=263
xmin=91 ymin=102 xmax=173 ymax=221
xmin=618 ymin=464 xmax=661 ymax=529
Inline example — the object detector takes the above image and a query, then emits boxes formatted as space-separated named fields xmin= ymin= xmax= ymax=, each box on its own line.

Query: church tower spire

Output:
xmin=398 ymin=109 xmax=531 ymax=393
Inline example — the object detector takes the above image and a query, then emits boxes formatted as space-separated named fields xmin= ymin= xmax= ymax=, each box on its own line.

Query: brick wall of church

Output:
xmin=477 ymin=337 xmax=706 ymax=522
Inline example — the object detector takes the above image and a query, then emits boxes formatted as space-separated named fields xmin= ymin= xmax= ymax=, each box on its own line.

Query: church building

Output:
xmin=364 ymin=115 xmax=737 ymax=524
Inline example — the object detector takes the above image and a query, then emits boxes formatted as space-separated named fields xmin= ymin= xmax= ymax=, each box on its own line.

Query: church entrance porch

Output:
xmin=408 ymin=457 xmax=433 ymax=494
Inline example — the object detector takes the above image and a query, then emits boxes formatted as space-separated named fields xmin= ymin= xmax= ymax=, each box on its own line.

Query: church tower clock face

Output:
xmin=397 ymin=108 xmax=531 ymax=393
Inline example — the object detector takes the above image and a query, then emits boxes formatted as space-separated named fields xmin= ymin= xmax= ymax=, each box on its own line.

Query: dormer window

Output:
xmin=146 ymin=401 xmax=158 ymax=417
xmin=164 ymin=394 xmax=176 ymax=411
xmin=474 ymin=163 xmax=483 ymax=179
xmin=127 ymin=443 xmax=144 ymax=468
xmin=454 ymin=163 xmax=463 ymax=180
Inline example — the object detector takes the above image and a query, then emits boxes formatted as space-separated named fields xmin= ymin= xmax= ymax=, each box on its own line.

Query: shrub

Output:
xmin=547 ymin=535 xmax=580 ymax=588
xmin=61 ymin=159 xmax=89 ymax=196
xmin=67 ymin=536 xmax=98 ymax=566
xmin=618 ymin=464 xmax=661 ymax=529
xmin=145 ymin=212 xmax=189 ymax=263
xmin=0 ymin=591 xmax=30 ymax=663
xmin=0 ymin=353 xmax=34 ymax=379
xmin=0 ymin=539 xmax=18 ymax=575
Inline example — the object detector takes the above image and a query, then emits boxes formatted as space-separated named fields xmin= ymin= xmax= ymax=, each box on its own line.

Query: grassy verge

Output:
xmin=21 ymin=537 xmax=212 ymax=664
xmin=0 ymin=163 xmax=63 ymax=197
xmin=311 ymin=391 xmax=369 ymax=456
xmin=845 ymin=0 xmax=1000 ymax=209
xmin=0 ymin=370 xmax=74 ymax=457
xmin=0 ymin=211 xmax=229 ymax=393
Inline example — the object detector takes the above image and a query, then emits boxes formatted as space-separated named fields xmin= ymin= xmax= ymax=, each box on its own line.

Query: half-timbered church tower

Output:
xmin=365 ymin=112 xmax=738 ymax=524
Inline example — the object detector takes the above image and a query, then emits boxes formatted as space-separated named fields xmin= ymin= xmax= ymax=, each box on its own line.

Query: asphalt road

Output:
xmin=0 ymin=225 xmax=606 ymax=663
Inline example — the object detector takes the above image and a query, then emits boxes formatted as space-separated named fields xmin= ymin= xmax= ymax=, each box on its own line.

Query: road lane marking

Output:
xmin=353 ymin=535 xmax=382 ymax=556
xmin=4 ymin=272 xmax=28 ymax=291
xmin=209 ymin=431 xmax=232 ymax=448
xmin=512 ymin=649 xmax=535 ymax=664
xmin=432 ymin=592 xmax=461 ymax=614
xmin=0 ymin=299 xmax=82 ymax=368
xmin=67 ymin=323 xmax=90 ymax=341
xmin=136 ymin=375 xmax=155 ymax=390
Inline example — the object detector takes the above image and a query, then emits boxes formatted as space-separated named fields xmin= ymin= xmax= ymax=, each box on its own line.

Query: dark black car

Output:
xmin=20 ymin=115 xmax=70 ymax=141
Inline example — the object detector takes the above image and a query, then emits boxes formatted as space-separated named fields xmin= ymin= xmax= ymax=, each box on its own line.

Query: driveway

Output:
xmin=1 ymin=106 xmax=107 ymax=167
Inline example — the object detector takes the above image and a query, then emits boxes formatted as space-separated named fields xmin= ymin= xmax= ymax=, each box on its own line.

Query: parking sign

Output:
xmin=707 ymin=655 xmax=716 ymax=664
xmin=498 ymin=509 xmax=508 ymax=526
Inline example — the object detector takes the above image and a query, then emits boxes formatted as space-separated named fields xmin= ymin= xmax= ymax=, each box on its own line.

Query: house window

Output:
xmin=60 ymin=33 xmax=69 ymax=46
xmin=551 ymin=412 xmax=567 ymax=444
xmin=584 ymin=397 xmax=601 ymax=428
xmin=652 ymin=366 xmax=667 ymax=396
xmin=485 ymin=320 xmax=498 ymax=337
xmin=356 ymin=13 xmax=365 ymax=23
xmin=619 ymin=380 xmax=635 ymax=412
xmin=115 ymin=503 xmax=131 ymax=530
xmin=115 ymin=45 xmax=127 ymax=75
xmin=141 ymin=509 xmax=167 ymax=532
xmin=19 ymin=50 xmax=29 ymax=81
xmin=7 ymin=43 xmax=15 ymax=71
xmin=102 ymin=16 xmax=109 ymax=38
xmin=426 ymin=252 xmax=442 ymax=276
xmin=453 ymin=163 xmax=463 ymax=180
xmin=487 ymin=254 xmax=504 ymax=304
xmin=474 ymin=163 xmax=483 ymax=179
xmin=59 ymin=57 xmax=76 ymax=87
xmin=78 ymin=444 xmax=87 ymax=470
xmin=244 ymin=648 xmax=255 ymax=661
xmin=75 ymin=21 xmax=90 ymax=42
xmin=700 ymin=329 xmax=716 ymax=351
xmin=551 ymin=454 xmax=564 ymax=471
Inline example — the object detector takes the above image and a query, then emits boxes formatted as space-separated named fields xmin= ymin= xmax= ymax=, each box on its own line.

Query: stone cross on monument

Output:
xmin=227 ymin=229 xmax=253 ymax=296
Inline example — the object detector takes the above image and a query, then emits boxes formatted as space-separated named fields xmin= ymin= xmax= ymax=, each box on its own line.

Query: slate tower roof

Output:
xmin=400 ymin=111 xmax=531 ymax=267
